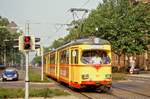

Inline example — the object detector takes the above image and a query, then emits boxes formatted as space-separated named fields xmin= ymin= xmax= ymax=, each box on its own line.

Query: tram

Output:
xmin=44 ymin=37 xmax=112 ymax=91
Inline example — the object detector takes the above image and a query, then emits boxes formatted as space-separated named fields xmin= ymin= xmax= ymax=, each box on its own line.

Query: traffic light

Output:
xmin=29 ymin=36 xmax=40 ymax=50
xmin=35 ymin=37 xmax=40 ymax=49
xmin=19 ymin=36 xmax=24 ymax=51
xmin=18 ymin=35 xmax=40 ymax=51
xmin=24 ymin=36 xmax=31 ymax=50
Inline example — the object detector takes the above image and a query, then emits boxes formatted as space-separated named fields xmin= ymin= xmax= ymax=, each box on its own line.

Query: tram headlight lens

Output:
xmin=82 ymin=74 xmax=89 ymax=79
xmin=105 ymin=74 xmax=112 ymax=79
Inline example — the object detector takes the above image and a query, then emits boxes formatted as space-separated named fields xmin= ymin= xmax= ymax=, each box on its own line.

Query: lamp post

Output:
xmin=4 ymin=39 xmax=9 ymax=67
xmin=4 ymin=45 xmax=6 ymax=67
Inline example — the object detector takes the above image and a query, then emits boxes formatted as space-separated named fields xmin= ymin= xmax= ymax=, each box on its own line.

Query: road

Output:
xmin=0 ymin=68 xmax=150 ymax=99
xmin=0 ymin=68 xmax=57 ymax=89
xmin=113 ymin=75 xmax=150 ymax=97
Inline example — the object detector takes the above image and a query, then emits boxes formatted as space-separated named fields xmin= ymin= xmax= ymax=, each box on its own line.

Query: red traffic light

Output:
xmin=24 ymin=36 xmax=31 ymax=50
xmin=25 ymin=36 xmax=30 ymax=42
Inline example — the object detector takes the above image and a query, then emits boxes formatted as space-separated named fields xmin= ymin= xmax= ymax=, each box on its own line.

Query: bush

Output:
xmin=112 ymin=66 xmax=127 ymax=73
xmin=112 ymin=66 xmax=118 ymax=73
xmin=118 ymin=66 xmax=126 ymax=73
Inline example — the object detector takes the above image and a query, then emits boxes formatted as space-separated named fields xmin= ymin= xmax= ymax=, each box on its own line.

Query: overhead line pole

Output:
xmin=41 ymin=46 xmax=44 ymax=81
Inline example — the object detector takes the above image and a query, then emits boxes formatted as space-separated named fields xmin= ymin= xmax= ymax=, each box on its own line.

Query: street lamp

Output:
xmin=3 ymin=39 xmax=9 ymax=67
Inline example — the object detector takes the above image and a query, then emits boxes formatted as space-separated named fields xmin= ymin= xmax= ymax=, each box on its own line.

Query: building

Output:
xmin=6 ymin=21 xmax=18 ymax=33
xmin=130 ymin=0 xmax=150 ymax=3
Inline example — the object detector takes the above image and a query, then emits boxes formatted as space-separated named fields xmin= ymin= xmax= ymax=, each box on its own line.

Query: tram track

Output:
xmin=112 ymin=86 xmax=150 ymax=99
xmin=50 ymin=79 xmax=124 ymax=99
xmin=48 ymin=77 xmax=150 ymax=99
xmin=49 ymin=78 xmax=95 ymax=99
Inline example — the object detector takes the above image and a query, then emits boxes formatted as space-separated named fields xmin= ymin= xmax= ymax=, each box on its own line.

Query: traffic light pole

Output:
xmin=25 ymin=51 xmax=29 ymax=99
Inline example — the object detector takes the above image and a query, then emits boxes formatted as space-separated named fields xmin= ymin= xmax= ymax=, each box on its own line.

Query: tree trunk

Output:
xmin=144 ymin=51 xmax=148 ymax=71
xmin=117 ymin=55 xmax=121 ymax=71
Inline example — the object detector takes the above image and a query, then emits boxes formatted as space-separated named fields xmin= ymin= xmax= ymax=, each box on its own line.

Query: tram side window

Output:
xmin=47 ymin=55 xmax=50 ymax=64
xmin=60 ymin=50 xmax=69 ymax=64
xmin=50 ymin=54 xmax=55 ymax=64
xmin=43 ymin=56 xmax=46 ymax=65
xmin=71 ymin=50 xmax=78 ymax=64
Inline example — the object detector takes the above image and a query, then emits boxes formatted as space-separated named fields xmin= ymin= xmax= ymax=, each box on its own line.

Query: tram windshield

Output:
xmin=81 ymin=50 xmax=110 ymax=64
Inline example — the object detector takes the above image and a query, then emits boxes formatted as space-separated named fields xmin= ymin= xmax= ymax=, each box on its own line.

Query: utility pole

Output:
xmin=25 ymin=51 xmax=29 ymax=99
xmin=41 ymin=46 xmax=44 ymax=81
xmin=25 ymin=22 xmax=30 ymax=99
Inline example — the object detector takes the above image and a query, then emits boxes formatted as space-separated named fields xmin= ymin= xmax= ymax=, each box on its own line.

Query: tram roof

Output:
xmin=49 ymin=37 xmax=110 ymax=52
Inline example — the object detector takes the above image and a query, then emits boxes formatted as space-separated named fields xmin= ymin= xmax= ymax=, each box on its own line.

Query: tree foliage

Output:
xmin=0 ymin=16 xmax=21 ymax=64
xmin=50 ymin=37 xmax=64 ymax=49
xmin=33 ymin=56 xmax=41 ymax=65
xmin=68 ymin=0 xmax=150 ymax=56
xmin=49 ymin=0 xmax=150 ymax=60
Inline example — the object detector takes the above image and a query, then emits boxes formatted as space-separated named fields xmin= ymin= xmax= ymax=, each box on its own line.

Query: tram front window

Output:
xmin=81 ymin=50 xmax=110 ymax=64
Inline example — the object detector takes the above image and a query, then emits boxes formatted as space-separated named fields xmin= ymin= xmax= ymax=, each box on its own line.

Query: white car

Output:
xmin=2 ymin=68 xmax=19 ymax=81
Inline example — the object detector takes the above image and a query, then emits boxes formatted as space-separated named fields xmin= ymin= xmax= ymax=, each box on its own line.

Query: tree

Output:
xmin=50 ymin=38 xmax=64 ymax=49
xmin=49 ymin=0 xmax=150 ymax=69
xmin=33 ymin=56 xmax=41 ymax=66
xmin=0 ymin=16 xmax=21 ymax=65
xmin=74 ymin=0 xmax=150 ymax=68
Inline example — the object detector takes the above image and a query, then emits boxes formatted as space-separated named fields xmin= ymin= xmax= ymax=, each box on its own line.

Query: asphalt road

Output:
xmin=113 ymin=75 xmax=150 ymax=97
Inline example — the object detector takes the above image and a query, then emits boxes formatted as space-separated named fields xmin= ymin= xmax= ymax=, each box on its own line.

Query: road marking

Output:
xmin=134 ymin=80 xmax=145 ymax=83
xmin=117 ymin=80 xmax=132 ymax=82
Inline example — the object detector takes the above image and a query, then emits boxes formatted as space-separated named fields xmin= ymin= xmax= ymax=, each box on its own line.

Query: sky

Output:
xmin=0 ymin=0 xmax=101 ymax=61
xmin=0 ymin=0 xmax=101 ymax=47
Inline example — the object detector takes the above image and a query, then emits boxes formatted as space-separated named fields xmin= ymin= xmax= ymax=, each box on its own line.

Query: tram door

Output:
xmin=71 ymin=49 xmax=79 ymax=82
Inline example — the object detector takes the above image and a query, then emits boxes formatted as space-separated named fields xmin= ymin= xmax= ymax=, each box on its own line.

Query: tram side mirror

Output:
xmin=72 ymin=50 xmax=77 ymax=57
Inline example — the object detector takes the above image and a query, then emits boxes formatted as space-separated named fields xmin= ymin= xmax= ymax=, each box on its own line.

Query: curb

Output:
xmin=126 ymin=75 xmax=150 ymax=80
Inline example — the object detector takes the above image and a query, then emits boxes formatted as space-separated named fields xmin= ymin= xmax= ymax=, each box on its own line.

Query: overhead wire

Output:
xmin=45 ymin=0 xmax=92 ymax=45
xmin=81 ymin=0 xmax=90 ymax=7
xmin=45 ymin=15 xmax=72 ymax=43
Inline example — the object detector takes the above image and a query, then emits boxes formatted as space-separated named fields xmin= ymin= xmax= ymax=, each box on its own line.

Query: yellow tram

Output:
xmin=44 ymin=37 xmax=112 ymax=91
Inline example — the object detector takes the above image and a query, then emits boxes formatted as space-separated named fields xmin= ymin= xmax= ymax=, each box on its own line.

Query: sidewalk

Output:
xmin=17 ymin=96 xmax=79 ymax=99
xmin=27 ymin=95 xmax=79 ymax=99
xmin=129 ymin=74 xmax=150 ymax=78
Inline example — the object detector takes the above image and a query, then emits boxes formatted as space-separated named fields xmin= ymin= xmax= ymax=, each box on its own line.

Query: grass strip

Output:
xmin=29 ymin=68 xmax=52 ymax=82
xmin=0 ymin=88 xmax=69 ymax=98
xmin=112 ymin=73 xmax=127 ymax=80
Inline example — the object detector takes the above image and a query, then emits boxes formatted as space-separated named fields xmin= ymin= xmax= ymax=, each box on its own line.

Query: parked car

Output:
xmin=0 ymin=64 xmax=5 ymax=69
xmin=126 ymin=66 xmax=140 ymax=74
xmin=2 ymin=68 xmax=19 ymax=81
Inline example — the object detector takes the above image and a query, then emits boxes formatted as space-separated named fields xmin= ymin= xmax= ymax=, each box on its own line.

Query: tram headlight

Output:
xmin=82 ymin=74 xmax=89 ymax=79
xmin=105 ymin=74 xmax=112 ymax=79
